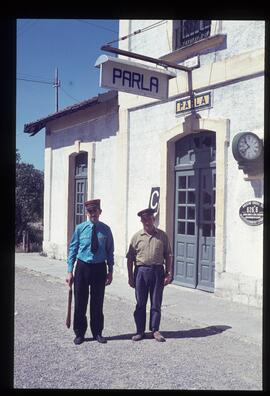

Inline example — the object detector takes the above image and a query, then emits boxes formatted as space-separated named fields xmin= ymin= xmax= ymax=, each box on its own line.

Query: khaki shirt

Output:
xmin=126 ymin=228 xmax=172 ymax=266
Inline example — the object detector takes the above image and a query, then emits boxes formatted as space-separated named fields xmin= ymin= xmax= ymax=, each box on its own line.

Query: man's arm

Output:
xmin=163 ymin=233 xmax=173 ymax=286
xmin=126 ymin=237 xmax=136 ymax=288
xmin=127 ymin=257 xmax=135 ymax=288
xmin=164 ymin=253 xmax=173 ymax=286
xmin=105 ymin=227 xmax=114 ymax=286
xmin=106 ymin=227 xmax=114 ymax=272
xmin=66 ymin=226 xmax=79 ymax=286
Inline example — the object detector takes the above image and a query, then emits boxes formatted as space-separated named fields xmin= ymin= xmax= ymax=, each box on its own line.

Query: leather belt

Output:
xmin=137 ymin=264 xmax=164 ymax=269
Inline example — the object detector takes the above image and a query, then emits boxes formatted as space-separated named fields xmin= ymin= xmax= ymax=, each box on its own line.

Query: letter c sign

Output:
xmin=149 ymin=187 xmax=160 ymax=212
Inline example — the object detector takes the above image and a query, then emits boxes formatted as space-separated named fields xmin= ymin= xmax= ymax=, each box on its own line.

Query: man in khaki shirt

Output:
xmin=126 ymin=208 xmax=172 ymax=342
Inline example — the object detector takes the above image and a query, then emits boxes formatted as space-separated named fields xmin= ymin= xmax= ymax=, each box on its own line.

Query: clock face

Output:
xmin=237 ymin=133 xmax=262 ymax=160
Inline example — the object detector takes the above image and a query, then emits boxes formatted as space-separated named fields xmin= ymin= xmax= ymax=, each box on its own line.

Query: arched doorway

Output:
xmin=173 ymin=131 xmax=216 ymax=292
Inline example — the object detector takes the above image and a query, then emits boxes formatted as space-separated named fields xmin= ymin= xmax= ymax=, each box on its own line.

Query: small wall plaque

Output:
xmin=239 ymin=200 xmax=263 ymax=225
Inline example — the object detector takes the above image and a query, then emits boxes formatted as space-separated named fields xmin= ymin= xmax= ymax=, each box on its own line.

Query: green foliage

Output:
xmin=15 ymin=151 xmax=44 ymax=245
xmin=16 ymin=149 xmax=21 ymax=164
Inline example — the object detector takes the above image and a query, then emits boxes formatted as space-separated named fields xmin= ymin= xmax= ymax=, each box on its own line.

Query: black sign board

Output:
xmin=239 ymin=200 xmax=263 ymax=225
xmin=176 ymin=92 xmax=211 ymax=114
xmin=149 ymin=187 xmax=160 ymax=213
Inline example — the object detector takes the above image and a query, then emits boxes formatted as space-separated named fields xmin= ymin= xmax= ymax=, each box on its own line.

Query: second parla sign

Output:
xmin=176 ymin=92 xmax=211 ymax=114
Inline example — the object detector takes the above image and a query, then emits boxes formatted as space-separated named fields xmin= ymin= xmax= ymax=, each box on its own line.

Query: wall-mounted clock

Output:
xmin=232 ymin=132 xmax=263 ymax=163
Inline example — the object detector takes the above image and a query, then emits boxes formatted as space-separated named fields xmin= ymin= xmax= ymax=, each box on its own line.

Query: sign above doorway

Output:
xmin=176 ymin=91 xmax=211 ymax=115
xmin=95 ymin=55 xmax=176 ymax=100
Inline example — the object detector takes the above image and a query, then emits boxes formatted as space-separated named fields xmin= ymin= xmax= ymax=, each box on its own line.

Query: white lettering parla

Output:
xmin=113 ymin=68 xmax=159 ymax=93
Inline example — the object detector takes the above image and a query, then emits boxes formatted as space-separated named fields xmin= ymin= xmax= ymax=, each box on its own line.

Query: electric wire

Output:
xmin=76 ymin=19 xmax=118 ymax=33
xmin=106 ymin=20 xmax=167 ymax=45
xmin=17 ymin=75 xmax=82 ymax=105
xmin=60 ymin=86 xmax=80 ymax=102
xmin=17 ymin=73 xmax=53 ymax=81
xmin=17 ymin=77 xmax=53 ymax=85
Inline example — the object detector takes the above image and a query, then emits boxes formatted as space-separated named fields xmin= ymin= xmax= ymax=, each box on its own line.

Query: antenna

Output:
xmin=53 ymin=67 xmax=60 ymax=112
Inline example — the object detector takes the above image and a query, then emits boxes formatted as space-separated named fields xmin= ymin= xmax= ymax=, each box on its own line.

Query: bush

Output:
xmin=16 ymin=151 xmax=44 ymax=245
xmin=28 ymin=224 xmax=43 ymax=252
xmin=16 ymin=223 xmax=44 ymax=252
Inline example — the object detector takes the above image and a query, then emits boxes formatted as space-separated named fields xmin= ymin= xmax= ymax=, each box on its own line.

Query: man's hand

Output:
xmin=128 ymin=274 xmax=135 ymax=288
xmin=66 ymin=272 xmax=74 ymax=287
xmin=105 ymin=272 xmax=113 ymax=286
xmin=164 ymin=274 xmax=172 ymax=286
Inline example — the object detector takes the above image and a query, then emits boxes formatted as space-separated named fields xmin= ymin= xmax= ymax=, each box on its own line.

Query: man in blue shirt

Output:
xmin=66 ymin=199 xmax=114 ymax=345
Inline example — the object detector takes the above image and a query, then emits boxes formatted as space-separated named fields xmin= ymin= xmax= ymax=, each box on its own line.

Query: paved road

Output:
xmin=14 ymin=266 xmax=262 ymax=390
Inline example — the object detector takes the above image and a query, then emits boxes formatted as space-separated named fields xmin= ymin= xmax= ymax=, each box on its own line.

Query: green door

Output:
xmin=174 ymin=132 xmax=216 ymax=292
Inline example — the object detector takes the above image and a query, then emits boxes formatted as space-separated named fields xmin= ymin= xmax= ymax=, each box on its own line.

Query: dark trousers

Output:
xmin=73 ymin=259 xmax=107 ymax=338
xmin=134 ymin=265 xmax=165 ymax=334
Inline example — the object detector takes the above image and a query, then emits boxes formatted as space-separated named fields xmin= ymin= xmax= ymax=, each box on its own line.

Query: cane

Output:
xmin=66 ymin=285 xmax=72 ymax=329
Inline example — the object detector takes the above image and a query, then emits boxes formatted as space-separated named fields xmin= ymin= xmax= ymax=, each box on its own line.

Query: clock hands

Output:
xmin=240 ymin=138 xmax=250 ymax=154
xmin=244 ymin=137 xmax=250 ymax=149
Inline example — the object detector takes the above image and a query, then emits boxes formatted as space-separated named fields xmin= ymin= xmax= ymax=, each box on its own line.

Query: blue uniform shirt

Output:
xmin=67 ymin=220 xmax=114 ymax=273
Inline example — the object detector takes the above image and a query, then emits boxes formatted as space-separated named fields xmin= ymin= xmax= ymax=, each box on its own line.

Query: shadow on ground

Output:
xmin=103 ymin=325 xmax=232 ymax=341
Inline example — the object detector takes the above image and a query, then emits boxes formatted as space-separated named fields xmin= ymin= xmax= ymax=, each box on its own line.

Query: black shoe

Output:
xmin=152 ymin=331 xmax=166 ymax=342
xmin=74 ymin=336 xmax=85 ymax=345
xmin=132 ymin=333 xmax=145 ymax=341
xmin=95 ymin=334 xmax=107 ymax=344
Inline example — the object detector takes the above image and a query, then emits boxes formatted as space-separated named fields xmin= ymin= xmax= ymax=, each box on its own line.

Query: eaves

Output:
xmin=24 ymin=90 xmax=118 ymax=136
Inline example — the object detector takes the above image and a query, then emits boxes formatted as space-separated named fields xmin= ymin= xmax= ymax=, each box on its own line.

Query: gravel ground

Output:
xmin=14 ymin=267 xmax=262 ymax=390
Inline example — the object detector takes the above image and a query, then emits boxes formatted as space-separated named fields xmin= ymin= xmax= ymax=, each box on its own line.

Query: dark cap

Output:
xmin=137 ymin=208 xmax=155 ymax=217
xmin=85 ymin=199 xmax=101 ymax=211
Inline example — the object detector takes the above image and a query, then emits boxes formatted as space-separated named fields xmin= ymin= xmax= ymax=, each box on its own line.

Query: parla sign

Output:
xmin=95 ymin=55 xmax=176 ymax=100
xmin=176 ymin=92 xmax=211 ymax=114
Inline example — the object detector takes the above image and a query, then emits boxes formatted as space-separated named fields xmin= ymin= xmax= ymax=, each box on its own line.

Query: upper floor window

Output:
xmin=174 ymin=20 xmax=211 ymax=50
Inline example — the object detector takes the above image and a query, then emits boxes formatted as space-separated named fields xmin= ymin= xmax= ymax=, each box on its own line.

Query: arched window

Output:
xmin=74 ymin=152 xmax=88 ymax=225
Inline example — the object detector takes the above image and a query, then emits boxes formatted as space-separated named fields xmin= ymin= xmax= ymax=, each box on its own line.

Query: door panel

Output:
xmin=74 ymin=152 xmax=88 ymax=226
xmin=174 ymin=170 xmax=198 ymax=288
xmin=75 ymin=178 xmax=87 ymax=225
xmin=197 ymin=168 xmax=215 ymax=291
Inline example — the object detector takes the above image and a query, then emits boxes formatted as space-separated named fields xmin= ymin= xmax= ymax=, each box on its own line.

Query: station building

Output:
xmin=24 ymin=20 xmax=264 ymax=307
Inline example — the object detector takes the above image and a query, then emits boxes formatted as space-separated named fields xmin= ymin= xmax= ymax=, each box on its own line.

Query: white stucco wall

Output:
xmin=128 ymin=20 xmax=172 ymax=57
xmin=50 ymin=148 xmax=68 ymax=244
xmin=125 ymin=20 xmax=265 ymax=62
xmin=203 ymin=77 xmax=264 ymax=279
xmin=94 ymin=135 xmax=119 ymax=242
xmin=127 ymin=101 xmax=176 ymax=240
xmin=126 ymin=71 xmax=264 ymax=282
xmin=43 ymin=99 xmax=119 ymax=260
xmin=219 ymin=20 xmax=265 ymax=59
xmin=45 ymin=146 xmax=70 ymax=259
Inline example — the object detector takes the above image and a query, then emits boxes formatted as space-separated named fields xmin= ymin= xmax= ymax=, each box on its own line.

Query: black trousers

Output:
xmin=134 ymin=265 xmax=165 ymax=334
xmin=73 ymin=259 xmax=107 ymax=338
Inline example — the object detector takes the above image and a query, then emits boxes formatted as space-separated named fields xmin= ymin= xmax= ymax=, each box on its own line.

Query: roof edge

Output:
xmin=24 ymin=90 xmax=118 ymax=136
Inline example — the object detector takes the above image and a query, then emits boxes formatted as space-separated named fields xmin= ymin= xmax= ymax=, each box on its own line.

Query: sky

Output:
xmin=16 ymin=19 xmax=119 ymax=171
